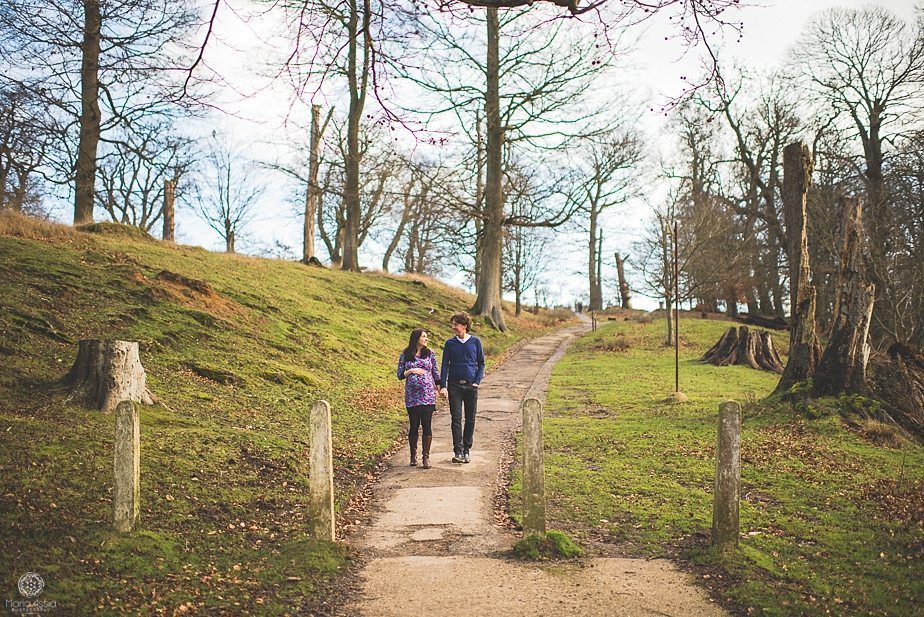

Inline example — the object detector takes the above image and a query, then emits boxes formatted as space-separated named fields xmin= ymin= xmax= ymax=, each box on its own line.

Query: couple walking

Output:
xmin=396 ymin=312 xmax=485 ymax=469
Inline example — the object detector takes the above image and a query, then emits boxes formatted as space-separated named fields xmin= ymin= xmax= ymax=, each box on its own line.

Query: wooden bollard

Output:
xmin=522 ymin=397 xmax=546 ymax=536
xmin=712 ymin=400 xmax=741 ymax=552
xmin=113 ymin=400 xmax=140 ymax=532
xmin=309 ymin=400 xmax=335 ymax=542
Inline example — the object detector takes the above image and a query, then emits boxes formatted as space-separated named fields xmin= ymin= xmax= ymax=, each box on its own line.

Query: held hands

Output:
xmin=439 ymin=387 xmax=448 ymax=398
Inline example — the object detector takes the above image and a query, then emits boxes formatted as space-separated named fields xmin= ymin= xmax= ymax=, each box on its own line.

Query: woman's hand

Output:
xmin=408 ymin=368 xmax=426 ymax=376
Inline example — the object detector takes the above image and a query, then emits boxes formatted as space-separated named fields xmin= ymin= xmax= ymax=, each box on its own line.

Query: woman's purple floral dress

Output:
xmin=397 ymin=353 xmax=441 ymax=408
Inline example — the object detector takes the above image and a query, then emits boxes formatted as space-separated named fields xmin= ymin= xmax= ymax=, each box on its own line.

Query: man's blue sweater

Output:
xmin=440 ymin=336 xmax=485 ymax=388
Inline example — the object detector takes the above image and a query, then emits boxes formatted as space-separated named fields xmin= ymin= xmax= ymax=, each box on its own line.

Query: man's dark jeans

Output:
xmin=447 ymin=382 xmax=478 ymax=455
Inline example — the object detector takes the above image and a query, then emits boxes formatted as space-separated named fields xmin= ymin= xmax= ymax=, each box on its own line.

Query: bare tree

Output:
xmin=666 ymin=101 xmax=745 ymax=315
xmin=380 ymin=158 xmax=454 ymax=275
xmin=704 ymin=70 xmax=802 ymax=317
xmin=634 ymin=199 xmax=677 ymax=345
xmin=402 ymin=5 xmax=613 ymax=329
xmin=0 ymin=83 xmax=49 ymax=214
xmin=569 ymin=127 xmax=642 ymax=310
xmin=194 ymin=132 xmax=264 ymax=253
xmin=0 ymin=0 xmax=200 ymax=226
xmin=883 ymin=130 xmax=924 ymax=346
xmin=793 ymin=5 xmax=924 ymax=282
xmin=278 ymin=0 xmax=416 ymax=271
xmin=502 ymin=166 xmax=551 ymax=316
xmin=96 ymin=122 xmax=195 ymax=231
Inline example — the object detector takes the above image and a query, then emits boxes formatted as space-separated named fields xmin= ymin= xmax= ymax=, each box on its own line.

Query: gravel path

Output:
xmin=342 ymin=322 xmax=728 ymax=617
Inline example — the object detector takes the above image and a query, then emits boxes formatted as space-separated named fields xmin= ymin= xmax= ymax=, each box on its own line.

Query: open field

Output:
xmin=511 ymin=315 xmax=923 ymax=616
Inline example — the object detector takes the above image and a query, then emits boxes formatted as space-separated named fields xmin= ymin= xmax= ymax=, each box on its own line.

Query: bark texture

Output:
xmin=64 ymin=339 xmax=155 ymax=412
xmin=813 ymin=197 xmax=875 ymax=397
xmin=702 ymin=326 xmax=784 ymax=373
xmin=776 ymin=142 xmax=821 ymax=394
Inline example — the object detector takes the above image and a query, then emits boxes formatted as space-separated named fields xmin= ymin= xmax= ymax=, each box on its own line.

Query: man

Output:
xmin=439 ymin=311 xmax=485 ymax=464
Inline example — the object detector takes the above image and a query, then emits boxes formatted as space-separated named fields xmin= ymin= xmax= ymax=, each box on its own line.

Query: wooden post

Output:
xmin=712 ymin=400 xmax=741 ymax=552
xmin=522 ymin=397 xmax=546 ymax=536
xmin=162 ymin=179 xmax=175 ymax=242
xmin=113 ymin=401 xmax=140 ymax=532
xmin=309 ymin=400 xmax=335 ymax=541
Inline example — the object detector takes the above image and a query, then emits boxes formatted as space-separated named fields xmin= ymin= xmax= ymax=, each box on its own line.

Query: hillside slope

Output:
xmin=0 ymin=215 xmax=567 ymax=614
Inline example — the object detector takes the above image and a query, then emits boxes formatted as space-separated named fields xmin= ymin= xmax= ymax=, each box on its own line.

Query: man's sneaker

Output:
xmin=463 ymin=452 xmax=471 ymax=463
xmin=451 ymin=453 xmax=465 ymax=463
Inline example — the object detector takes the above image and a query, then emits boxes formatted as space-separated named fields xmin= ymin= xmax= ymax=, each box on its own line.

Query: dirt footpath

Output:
xmin=342 ymin=322 xmax=728 ymax=617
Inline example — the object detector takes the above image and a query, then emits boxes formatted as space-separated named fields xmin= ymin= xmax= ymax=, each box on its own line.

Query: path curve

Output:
xmin=342 ymin=321 xmax=728 ymax=617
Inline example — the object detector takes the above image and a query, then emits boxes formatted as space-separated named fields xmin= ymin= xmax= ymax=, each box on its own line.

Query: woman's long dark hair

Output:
xmin=403 ymin=328 xmax=432 ymax=362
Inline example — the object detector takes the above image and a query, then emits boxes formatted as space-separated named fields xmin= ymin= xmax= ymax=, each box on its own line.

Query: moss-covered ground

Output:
xmin=510 ymin=315 xmax=923 ymax=616
xmin=0 ymin=218 xmax=568 ymax=614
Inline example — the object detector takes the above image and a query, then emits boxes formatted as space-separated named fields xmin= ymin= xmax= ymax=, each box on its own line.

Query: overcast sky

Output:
xmin=171 ymin=0 xmax=919 ymax=310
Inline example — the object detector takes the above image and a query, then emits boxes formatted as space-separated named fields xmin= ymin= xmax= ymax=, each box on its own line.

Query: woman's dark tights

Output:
xmin=407 ymin=405 xmax=434 ymax=442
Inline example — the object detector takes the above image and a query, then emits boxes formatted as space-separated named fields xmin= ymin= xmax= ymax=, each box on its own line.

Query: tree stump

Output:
xmin=64 ymin=340 xmax=155 ymax=412
xmin=702 ymin=326 xmax=785 ymax=373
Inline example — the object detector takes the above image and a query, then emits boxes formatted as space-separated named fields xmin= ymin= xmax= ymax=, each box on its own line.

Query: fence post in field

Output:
xmin=712 ymin=400 xmax=741 ymax=552
xmin=309 ymin=400 xmax=336 ymax=541
xmin=522 ymin=397 xmax=546 ymax=537
xmin=113 ymin=400 xmax=140 ymax=532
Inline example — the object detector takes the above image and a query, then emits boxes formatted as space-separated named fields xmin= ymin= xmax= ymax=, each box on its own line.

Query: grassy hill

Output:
xmin=509 ymin=315 xmax=923 ymax=616
xmin=0 ymin=212 xmax=568 ymax=615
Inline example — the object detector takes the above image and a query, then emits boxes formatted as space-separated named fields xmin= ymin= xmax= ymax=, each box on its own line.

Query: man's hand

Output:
xmin=439 ymin=387 xmax=448 ymax=398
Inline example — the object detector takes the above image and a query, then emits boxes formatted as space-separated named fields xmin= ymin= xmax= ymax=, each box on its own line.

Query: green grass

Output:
xmin=512 ymin=316 xmax=924 ymax=616
xmin=0 ymin=219 xmax=568 ymax=614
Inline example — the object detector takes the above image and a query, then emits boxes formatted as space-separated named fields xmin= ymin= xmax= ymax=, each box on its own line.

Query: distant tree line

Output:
xmin=635 ymin=5 xmax=924 ymax=350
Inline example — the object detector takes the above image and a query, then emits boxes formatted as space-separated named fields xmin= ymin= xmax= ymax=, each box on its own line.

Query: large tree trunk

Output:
xmin=615 ymin=252 xmax=631 ymax=309
xmin=703 ymin=326 xmax=785 ymax=373
xmin=64 ymin=340 xmax=154 ymax=412
xmin=341 ymin=0 xmax=369 ymax=272
xmin=304 ymin=104 xmax=322 ymax=264
xmin=471 ymin=8 xmax=506 ymax=331
xmin=225 ymin=219 xmax=234 ymax=253
xmin=162 ymin=179 xmax=175 ymax=242
xmin=0 ymin=165 xmax=8 ymax=211
xmin=74 ymin=0 xmax=102 ymax=225
xmin=813 ymin=197 xmax=875 ymax=397
xmin=473 ymin=111 xmax=485 ymax=291
xmin=776 ymin=142 xmax=821 ymax=394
